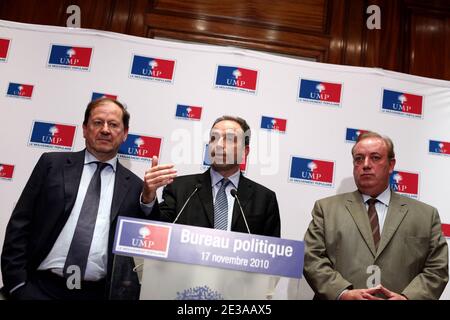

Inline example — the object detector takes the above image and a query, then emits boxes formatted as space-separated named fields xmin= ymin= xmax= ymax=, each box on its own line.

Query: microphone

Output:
xmin=172 ymin=183 xmax=202 ymax=224
xmin=230 ymin=189 xmax=251 ymax=234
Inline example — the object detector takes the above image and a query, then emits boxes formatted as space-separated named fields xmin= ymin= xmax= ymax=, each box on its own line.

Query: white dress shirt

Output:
xmin=38 ymin=151 xmax=117 ymax=280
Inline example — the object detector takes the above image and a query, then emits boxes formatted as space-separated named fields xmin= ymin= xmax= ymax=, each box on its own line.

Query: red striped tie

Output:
xmin=367 ymin=198 xmax=381 ymax=250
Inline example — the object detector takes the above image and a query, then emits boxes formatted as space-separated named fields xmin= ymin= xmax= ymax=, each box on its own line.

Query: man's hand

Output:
xmin=340 ymin=289 xmax=377 ymax=300
xmin=341 ymin=285 xmax=408 ymax=300
xmin=142 ymin=156 xmax=177 ymax=203
xmin=363 ymin=285 xmax=407 ymax=300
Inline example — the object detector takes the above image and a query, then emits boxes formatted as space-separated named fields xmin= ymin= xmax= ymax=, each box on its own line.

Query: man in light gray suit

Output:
xmin=304 ymin=131 xmax=448 ymax=300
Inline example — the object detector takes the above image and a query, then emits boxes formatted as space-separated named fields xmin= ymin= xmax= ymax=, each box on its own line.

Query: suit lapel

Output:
xmin=376 ymin=192 xmax=408 ymax=257
xmin=196 ymin=169 xmax=214 ymax=226
xmin=110 ymin=161 xmax=131 ymax=222
xmin=231 ymin=174 xmax=254 ymax=229
xmin=345 ymin=191 xmax=378 ymax=257
xmin=63 ymin=150 xmax=85 ymax=215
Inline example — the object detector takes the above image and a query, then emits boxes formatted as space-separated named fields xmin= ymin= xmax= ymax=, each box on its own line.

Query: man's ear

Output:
xmin=389 ymin=158 xmax=396 ymax=174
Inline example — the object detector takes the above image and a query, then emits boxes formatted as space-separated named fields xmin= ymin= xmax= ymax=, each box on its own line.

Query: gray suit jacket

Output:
xmin=304 ymin=190 xmax=448 ymax=300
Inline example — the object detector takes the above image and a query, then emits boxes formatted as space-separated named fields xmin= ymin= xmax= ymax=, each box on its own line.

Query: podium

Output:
xmin=111 ymin=217 xmax=304 ymax=300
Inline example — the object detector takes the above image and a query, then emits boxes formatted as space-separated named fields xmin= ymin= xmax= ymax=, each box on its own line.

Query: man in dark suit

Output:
xmin=304 ymin=131 xmax=448 ymax=300
xmin=142 ymin=115 xmax=280 ymax=237
xmin=1 ymin=98 xmax=151 ymax=300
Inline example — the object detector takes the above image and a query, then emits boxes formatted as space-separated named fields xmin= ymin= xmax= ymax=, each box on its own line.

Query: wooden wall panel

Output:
xmin=151 ymin=0 xmax=328 ymax=33
xmin=0 ymin=0 xmax=148 ymax=37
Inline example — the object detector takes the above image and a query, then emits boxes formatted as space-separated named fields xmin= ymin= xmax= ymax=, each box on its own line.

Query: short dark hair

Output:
xmin=352 ymin=131 xmax=395 ymax=160
xmin=211 ymin=115 xmax=251 ymax=146
xmin=83 ymin=98 xmax=130 ymax=129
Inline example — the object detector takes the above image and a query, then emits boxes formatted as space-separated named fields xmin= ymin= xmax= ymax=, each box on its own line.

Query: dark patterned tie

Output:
xmin=367 ymin=198 xmax=381 ymax=250
xmin=214 ymin=178 xmax=230 ymax=230
xmin=63 ymin=162 xmax=109 ymax=279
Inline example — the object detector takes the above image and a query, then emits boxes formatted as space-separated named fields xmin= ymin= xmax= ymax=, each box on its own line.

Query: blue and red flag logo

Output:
xmin=429 ymin=140 xmax=450 ymax=156
xmin=48 ymin=45 xmax=93 ymax=70
xmin=7 ymin=83 xmax=34 ymax=99
xmin=114 ymin=219 xmax=172 ymax=258
xmin=0 ymin=163 xmax=14 ymax=181
xmin=91 ymin=92 xmax=117 ymax=101
xmin=382 ymin=89 xmax=423 ymax=118
xmin=118 ymin=134 xmax=162 ymax=162
xmin=29 ymin=121 xmax=76 ymax=150
xmin=345 ymin=128 xmax=369 ymax=143
xmin=215 ymin=65 xmax=258 ymax=93
xmin=390 ymin=170 xmax=419 ymax=199
xmin=130 ymin=55 xmax=175 ymax=82
xmin=442 ymin=224 xmax=450 ymax=238
xmin=298 ymin=79 xmax=342 ymax=106
xmin=175 ymin=105 xmax=202 ymax=120
xmin=289 ymin=156 xmax=334 ymax=187
xmin=203 ymin=144 xmax=247 ymax=172
xmin=0 ymin=38 xmax=11 ymax=62
xmin=260 ymin=116 xmax=287 ymax=133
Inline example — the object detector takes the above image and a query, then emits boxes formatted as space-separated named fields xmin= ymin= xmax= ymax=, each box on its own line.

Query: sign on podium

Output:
xmin=112 ymin=217 xmax=304 ymax=300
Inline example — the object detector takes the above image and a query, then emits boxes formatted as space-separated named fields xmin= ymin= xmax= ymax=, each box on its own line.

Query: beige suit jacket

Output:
xmin=304 ymin=190 xmax=448 ymax=300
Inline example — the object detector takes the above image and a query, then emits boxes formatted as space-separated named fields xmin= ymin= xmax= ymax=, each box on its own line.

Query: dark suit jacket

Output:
xmin=150 ymin=169 xmax=281 ymax=237
xmin=1 ymin=150 xmax=146 ymax=299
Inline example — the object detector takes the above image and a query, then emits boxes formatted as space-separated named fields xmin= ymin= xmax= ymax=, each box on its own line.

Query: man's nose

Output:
xmin=100 ymin=123 xmax=111 ymax=133
xmin=363 ymin=156 xmax=371 ymax=168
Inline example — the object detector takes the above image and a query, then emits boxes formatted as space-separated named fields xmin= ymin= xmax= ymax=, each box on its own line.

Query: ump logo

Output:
xmin=298 ymin=79 xmax=342 ymax=106
xmin=29 ymin=121 xmax=76 ymax=150
xmin=443 ymin=224 xmax=450 ymax=238
xmin=390 ymin=170 xmax=419 ymax=199
xmin=175 ymin=104 xmax=202 ymax=120
xmin=48 ymin=45 xmax=93 ymax=70
xmin=260 ymin=116 xmax=287 ymax=133
xmin=117 ymin=220 xmax=171 ymax=258
xmin=0 ymin=38 xmax=11 ymax=62
xmin=203 ymin=144 xmax=247 ymax=172
xmin=215 ymin=65 xmax=258 ymax=93
xmin=382 ymin=89 xmax=423 ymax=118
xmin=6 ymin=83 xmax=34 ymax=99
xmin=345 ymin=128 xmax=368 ymax=143
xmin=429 ymin=140 xmax=450 ymax=156
xmin=289 ymin=156 xmax=334 ymax=187
xmin=118 ymin=134 xmax=162 ymax=163
xmin=91 ymin=92 xmax=117 ymax=101
xmin=130 ymin=55 xmax=175 ymax=83
xmin=0 ymin=164 xmax=14 ymax=181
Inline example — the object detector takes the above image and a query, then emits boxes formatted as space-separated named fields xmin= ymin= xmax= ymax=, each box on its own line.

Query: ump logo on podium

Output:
xmin=114 ymin=219 xmax=172 ymax=258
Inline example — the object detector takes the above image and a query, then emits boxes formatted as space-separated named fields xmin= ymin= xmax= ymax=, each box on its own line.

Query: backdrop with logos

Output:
xmin=1 ymin=19 xmax=449 ymax=299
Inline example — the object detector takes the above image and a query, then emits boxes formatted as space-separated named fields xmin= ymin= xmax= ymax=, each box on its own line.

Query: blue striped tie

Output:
xmin=214 ymin=178 xmax=230 ymax=230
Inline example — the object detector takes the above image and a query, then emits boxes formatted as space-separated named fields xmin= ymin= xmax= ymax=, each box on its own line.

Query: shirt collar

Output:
xmin=84 ymin=149 xmax=117 ymax=172
xmin=210 ymin=167 xmax=240 ymax=189
xmin=361 ymin=186 xmax=391 ymax=206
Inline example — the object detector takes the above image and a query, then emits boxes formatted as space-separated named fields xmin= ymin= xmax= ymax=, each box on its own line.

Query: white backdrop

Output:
xmin=1 ymin=19 xmax=449 ymax=299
